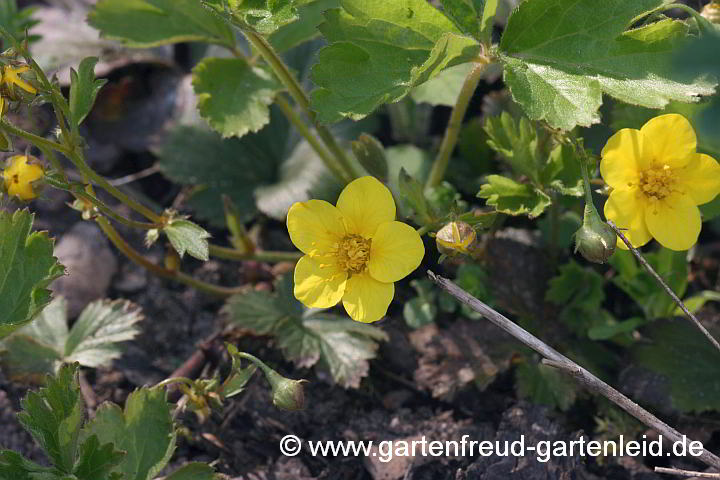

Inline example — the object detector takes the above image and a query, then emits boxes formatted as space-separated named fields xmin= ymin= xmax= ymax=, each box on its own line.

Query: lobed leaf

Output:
xmin=477 ymin=174 xmax=550 ymax=218
xmin=163 ymin=219 xmax=211 ymax=261
xmin=68 ymin=57 xmax=107 ymax=127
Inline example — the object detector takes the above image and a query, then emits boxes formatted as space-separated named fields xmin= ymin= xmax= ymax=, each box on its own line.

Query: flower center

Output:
xmin=335 ymin=234 xmax=371 ymax=274
xmin=638 ymin=164 xmax=675 ymax=201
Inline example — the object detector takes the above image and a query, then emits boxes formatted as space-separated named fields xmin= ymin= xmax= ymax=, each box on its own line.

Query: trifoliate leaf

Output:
xmin=16 ymin=364 xmax=84 ymax=473
xmin=515 ymin=360 xmax=577 ymax=411
xmin=83 ymin=387 xmax=176 ymax=480
xmin=192 ymin=57 xmax=282 ymax=139
xmin=477 ymin=175 xmax=551 ymax=218
xmin=69 ymin=57 xmax=107 ymax=127
xmin=269 ymin=0 xmax=341 ymax=52
xmin=310 ymin=0 xmax=481 ymax=123
xmin=1 ymin=297 xmax=143 ymax=383
xmin=634 ymin=319 xmax=720 ymax=412
xmin=88 ymin=0 xmax=235 ymax=48
xmin=0 ymin=209 xmax=64 ymax=340
xmin=224 ymin=276 xmax=388 ymax=388
xmin=163 ymin=219 xmax=211 ymax=261
xmin=498 ymin=0 xmax=717 ymax=130
xmin=164 ymin=463 xmax=217 ymax=480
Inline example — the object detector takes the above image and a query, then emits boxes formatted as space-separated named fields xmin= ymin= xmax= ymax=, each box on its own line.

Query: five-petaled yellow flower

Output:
xmin=2 ymin=155 xmax=44 ymax=201
xmin=601 ymin=114 xmax=720 ymax=251
xmin=287 ymin=176 xmax=425 ymax=323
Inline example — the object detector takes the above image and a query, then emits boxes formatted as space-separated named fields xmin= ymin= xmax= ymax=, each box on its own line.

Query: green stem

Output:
xmin=0 ymin=121 xmax=70 ymax=155
xmin=209 ymin=244 xmax=302 ymax=263
xmin=74 ymin=189 xmax=161 ymax=230
xmin=416 ymin=224 xmax=432 ymax=237
xmin=234 ymin=351 xmax=274 ymax=377
xmin=242 ymin=28 xmax=360 ymax=183
xmin=96 ymin=217 xmax=246 ymax=296
xmin=425 ymin=62 xmax=488 ymax=189
xmin=275 ymin=95 xmax=349 ymax=183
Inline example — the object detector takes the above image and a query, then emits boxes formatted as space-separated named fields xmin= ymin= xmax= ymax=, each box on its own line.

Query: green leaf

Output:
xmin=546 ymin=260 xmax=608 ymax=335
xmin=515 ymin=361 xmax=577 ymax=411
xmin=410 ymin=62 xmax=474 ymax=107
xmin=204 ymin=0 xmax=299 ymax=35
xmin=222 ymin=345 xmax=258 ymax=399
xmin=164 ymin=463 xmax=217 ymax=480
xmin=0 ymin=451 xmax=55 ymax=480
xmin=17 ymin=364 xmax=84 ymax=473
xmin=1 ymin=298 xmax=143 ymax=382
xmin=403 ymin=297 xmax=436 ymax=328
xmin=439 ymin=0 xmax=484 ymax=38
xmin=351 ymin=133 xmax=388 ymax=181
xmin=163 ymin=219 xmax=211 ymax=261
xmin=484 ymin=112 xmax=544 ymax=183
xmin=541 ymin=143 xmax=584 ymax=197
xmin=69 ymin=57 xmax=107 ymax=128
xmin=499 ymin=0 xmax=717 ymax=130
xmin=88 ymin=0 xmax=235 ymax=47
xmin=192 ymin=57 xmax=282 ymax=139
xmin=224 ymin=276 xmax=388 ymax=388
xmin=634 ymin=319 xmax=720 ymax=412
xmin=269 ymin=0 xmax=342 ymax=52
xmin=0 ymin=209 xmax=64 ymax=340
xmin=398 ymin=167 xmax=433 ymax=225
xmin=0 ymin=0 xmax=39 ymax=46
xmin=310 ymin=0 xmax=481 ymax=123
xmin=455 ymin=263 xmax=493 ymax=319
xmin=675 ymin=290 xmax=720 ymax=316
xmin=73 ymin=435 xmax=125 ymax=480
xmin=588 ymin=317 xmax=646 ymax=341
xmin=477 ymin=175 xmax=551 ymax=218
xmin=84 ymin=387 xmax=176 ymax=480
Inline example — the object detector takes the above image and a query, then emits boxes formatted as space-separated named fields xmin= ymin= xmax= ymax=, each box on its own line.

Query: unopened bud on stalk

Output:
xmin=237 ymin=351 xmax=308 ymax=411
xmin=574 ymin=202 xmax=616 ymax=264
xmin=435 ymin=221 xmax=478 ymax=258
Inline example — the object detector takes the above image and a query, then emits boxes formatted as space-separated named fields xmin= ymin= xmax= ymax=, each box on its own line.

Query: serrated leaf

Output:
xmin=546 ymin=260 xmax=607 ymax=335
xmin=254 ymin=140 xmax=343 ymax=220
xmin=269 ymin=0 xmax=341 ymax=52
xmin=0 ymin=209 xmax=64 ymax=340
xmin=635 ymin=319 xmax=720 ymax=413
xmin=410 ymin=62 xmax=474 ymax=107
xmin=83 ymin=387 xmax=176 ymax=480
xmin=483 ymin=112 xmax=543 ymax=183
xmin=164 ymin=463 xmax=217 ymax=480
xmin=163 ymin=220 xmax=211 ymax=261
xmin=0 ymin=451 xmax=55 ymax=480
xmin=16 ymin=364 xmax=84 ymax=473
xmin=541 ymin=143 xmax=584 ymax=197
xmin=310 ymin=0 xmax=481 ymax=123
xmin=193 ymin=57 xmax=282 ymax=139
xmin=88 ymin=0 xmax=235 ymax=48
xmin=1 ymin=298 xmax=143 ymax=382
xmin=69 ymin=57 xmax=107 ymax=128
xmin=224 ymin=276 xmax=388 ymax=388
xmin=73 ymin=435 xmax=125 ymax=480
xmin=499 ymin=0 xmax=717 ymax=130
xmin=204 ymin=0 xmax=299 ymax=35
xmin=515 ymin=361 xmax=577 ymax=411
xmin=477 ymin=174 xmax=550 ymax=218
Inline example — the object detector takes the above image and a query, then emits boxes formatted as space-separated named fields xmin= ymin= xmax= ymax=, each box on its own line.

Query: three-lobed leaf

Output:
xmin=192 ymin=57 xmax=282 ymax=139
xmin=498 ymin=0 xmax=717 ymax=130
xmin=0 ymin=209 xmax=64 ymax=340
xmin=163 ymin=219 xmax=212 ymax=261
xmin=477 ymin=175 xmax=550 ymax=218
xmin=69 ymin=57 xmax=107 ymax=128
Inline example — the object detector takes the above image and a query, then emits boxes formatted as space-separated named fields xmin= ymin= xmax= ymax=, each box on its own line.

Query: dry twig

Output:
xmin=655 ymin=466 xmax=720 ymax=478
xmin=427 ymin=270 xmax=720 ymax=471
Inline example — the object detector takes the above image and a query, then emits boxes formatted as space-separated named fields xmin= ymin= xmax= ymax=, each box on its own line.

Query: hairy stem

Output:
xmin=209 ymin=244 xmax=302 ymax=263
xmin=425 ymin=61 xmax=488 ymax=189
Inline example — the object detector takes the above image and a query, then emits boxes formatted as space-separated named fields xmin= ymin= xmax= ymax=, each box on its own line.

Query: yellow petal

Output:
xmin=342 ymin=272 xmax=394 ymax=323
xmin=368 ymin=221 xmax=424 ymax=283
xmin=675 ymin=153 xmax=720 ymax=205
xmin=640 ymin=114 xmax=696 ymax=168
xmin=293 ymin=255 xmax=347 ymax=308
xmin=603 ymin=188 xmax=651 ymax=250
xmin=286 ymin=199 xmax=345 ymax=257
xmin=644 ymin=194 xmax=701 ymax=251
xmin=600 ymin=128 xmax=647 ymax=189
xmin=336 ymin=176 xmax=395 ymax=237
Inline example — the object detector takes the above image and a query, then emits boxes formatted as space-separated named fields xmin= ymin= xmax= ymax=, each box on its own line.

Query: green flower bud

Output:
xmin=435 ymin=221 xmax=479 ymax=258
xmin=264 ymin=368 xmax=308 ymax=411
xmin=574 ymin=202 xmax=616 ymax=264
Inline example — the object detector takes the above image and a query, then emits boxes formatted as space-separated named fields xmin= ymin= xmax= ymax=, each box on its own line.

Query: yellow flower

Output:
xmin=2 ymin=155 xmax=44 ymax=201
xmin=1 ymin=64 xmax=37 ymax=97
xmin=287 ymin=176 xmax=425 ymax=323
xmin=601 ymin=114 xmax=720 ymax=251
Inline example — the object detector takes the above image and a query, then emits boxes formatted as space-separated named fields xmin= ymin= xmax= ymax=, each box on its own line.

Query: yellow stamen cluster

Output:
xmin=638 ymin=164 xmax=675 ymax=201
xmin=334 ymin=234 xmax=371 ymax=274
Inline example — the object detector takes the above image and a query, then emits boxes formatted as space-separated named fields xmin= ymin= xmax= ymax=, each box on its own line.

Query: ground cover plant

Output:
xmin=1 ymin=0 xmax=720 ymax=478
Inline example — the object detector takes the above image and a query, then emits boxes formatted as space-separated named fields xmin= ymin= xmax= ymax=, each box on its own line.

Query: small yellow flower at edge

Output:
xmin=601 ymin=114 xmax=720 ymax=251
xmin=287 ymin=176 xmax=425 ymax=323
xmin=2 ymin=64 xmax=37 ymax=96
xmin=2 ymin=155 xmax=44 ymax=201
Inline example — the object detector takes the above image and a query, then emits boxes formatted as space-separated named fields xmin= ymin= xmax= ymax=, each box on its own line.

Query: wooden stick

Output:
xmin=427 ymin=270 xmax=720 ymax=471
xmin=655 ymin=466 xmax=720 ymax=478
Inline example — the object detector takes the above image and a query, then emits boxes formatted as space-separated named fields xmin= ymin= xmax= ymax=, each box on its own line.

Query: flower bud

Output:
xmin=265 ymin=368 xmax=308 ymax=411
xmin=702 ymin=1 xmax=720 ymax=23
xmin=2 ymin=154 xmax=44 ymax=201
xmin=435 ymin=221 xmax=478 ymax=258
xmin=574 ymin=202 xmax=616 ymax=264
